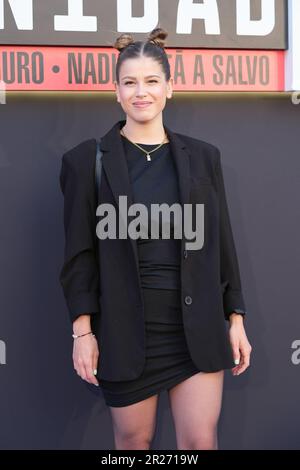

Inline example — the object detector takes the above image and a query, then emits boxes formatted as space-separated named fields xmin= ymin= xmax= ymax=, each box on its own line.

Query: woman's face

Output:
xmin=114 ymin=56 xmax=173 ymax=124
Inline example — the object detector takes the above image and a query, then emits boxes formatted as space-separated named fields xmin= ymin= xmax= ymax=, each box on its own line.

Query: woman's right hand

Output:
xmin=72 ymin=333 xmax=100 ymax=386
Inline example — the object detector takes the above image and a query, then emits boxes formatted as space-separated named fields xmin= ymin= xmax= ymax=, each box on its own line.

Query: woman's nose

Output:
xmin=135 ymin=84 xmax=147 ymax=97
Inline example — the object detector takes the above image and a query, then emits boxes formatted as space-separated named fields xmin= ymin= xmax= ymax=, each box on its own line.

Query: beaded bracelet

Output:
xmin=72 ymin=331 xmax=95 ymax=339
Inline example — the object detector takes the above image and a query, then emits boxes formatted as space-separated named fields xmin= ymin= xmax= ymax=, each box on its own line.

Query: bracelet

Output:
xmin=72 ymin=331 xmax=94 ymax=339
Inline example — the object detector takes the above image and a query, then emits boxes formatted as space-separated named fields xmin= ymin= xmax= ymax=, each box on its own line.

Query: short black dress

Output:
xmin=99 ymin=134 xmax=201 ymax=407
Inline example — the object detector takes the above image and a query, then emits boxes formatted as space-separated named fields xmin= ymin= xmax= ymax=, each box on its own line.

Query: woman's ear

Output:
xmin=114 ymin=81 xmax=120 ymax=102
xmin=167 ymin=77 xmax=173 ymax=99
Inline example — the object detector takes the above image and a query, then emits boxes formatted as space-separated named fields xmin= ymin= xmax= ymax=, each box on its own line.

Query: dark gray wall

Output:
xmin=0 ymin=93 xmax=299 ymax=449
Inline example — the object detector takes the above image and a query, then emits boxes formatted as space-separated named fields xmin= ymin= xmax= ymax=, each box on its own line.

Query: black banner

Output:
xmin=0 ymin=0 xmax=287 ymax=49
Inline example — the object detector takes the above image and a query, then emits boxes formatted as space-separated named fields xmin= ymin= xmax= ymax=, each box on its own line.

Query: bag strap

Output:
xmin=95 ymin=138 xmax=103 ymax=205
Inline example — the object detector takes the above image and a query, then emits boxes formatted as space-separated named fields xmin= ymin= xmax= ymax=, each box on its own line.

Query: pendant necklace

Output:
xmin=120 ymin=127 xmax=168 ymax=162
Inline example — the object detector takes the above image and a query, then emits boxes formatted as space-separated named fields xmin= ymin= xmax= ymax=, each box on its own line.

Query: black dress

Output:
xmin=99 ymin=134 xmax=201 ymax=407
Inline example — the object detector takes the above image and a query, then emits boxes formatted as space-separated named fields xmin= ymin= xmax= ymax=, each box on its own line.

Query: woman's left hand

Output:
xmin=228 ymin=314 xmax=252 ymax=376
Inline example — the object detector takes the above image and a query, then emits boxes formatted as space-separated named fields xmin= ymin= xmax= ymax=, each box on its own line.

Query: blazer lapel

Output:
xmin=99 ymin=120 xmax=135 ymax=210
xmin=99 ymin=119 xmax=191 ymax=273
xmin=164 ymin=123 xmax=191 ymax=209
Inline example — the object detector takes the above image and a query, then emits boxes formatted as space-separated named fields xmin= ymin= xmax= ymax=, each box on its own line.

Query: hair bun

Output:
xmin=147 ymin=27 xmax=168 ymax=49
xmin=114 ymin=33 xmax=135 ymax=52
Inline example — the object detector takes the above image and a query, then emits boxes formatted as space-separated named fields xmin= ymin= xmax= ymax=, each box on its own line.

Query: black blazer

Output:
xmin=59 ymin=119 xmax=247 ymax=381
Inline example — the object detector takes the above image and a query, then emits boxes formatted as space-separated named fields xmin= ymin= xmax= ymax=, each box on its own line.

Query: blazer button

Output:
xmin=184 ymin=295 xmax=192 ymax=305
xmin=183 ymin=250 xmax=188 ymax=259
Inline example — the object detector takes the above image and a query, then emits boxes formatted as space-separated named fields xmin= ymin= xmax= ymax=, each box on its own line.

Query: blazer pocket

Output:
xmin=220 ymin=280 xmax=229 ymax=294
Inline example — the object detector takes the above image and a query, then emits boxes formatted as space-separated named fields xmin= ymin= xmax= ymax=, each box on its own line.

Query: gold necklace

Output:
xmin=120 ymin=127 xmax=168 ymax=162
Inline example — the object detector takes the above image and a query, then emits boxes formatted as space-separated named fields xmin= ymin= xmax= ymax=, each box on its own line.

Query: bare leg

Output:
xmin=109 ymin=393 xmax=159 ymax=450
xmin=168 ymin=370 xmax=224 ymax=450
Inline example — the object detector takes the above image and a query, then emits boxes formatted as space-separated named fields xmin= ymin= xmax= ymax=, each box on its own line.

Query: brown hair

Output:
xmin=114 ymin=27 xmax=171 ymax=83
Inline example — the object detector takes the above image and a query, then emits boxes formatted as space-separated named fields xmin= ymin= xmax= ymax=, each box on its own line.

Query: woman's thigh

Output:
xmin=109 ymin=393 xmax=159 ymax=444
xmin=168 ymin=370 xmax=224 ymax=449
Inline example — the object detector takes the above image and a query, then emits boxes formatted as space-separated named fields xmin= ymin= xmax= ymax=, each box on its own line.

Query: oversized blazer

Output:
xmin=59 ymin=119 xmax=247 ymax=381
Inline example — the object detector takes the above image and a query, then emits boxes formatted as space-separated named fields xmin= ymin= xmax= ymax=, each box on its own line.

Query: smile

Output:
xmin=133 ymin=102 xmax=152 ymax=108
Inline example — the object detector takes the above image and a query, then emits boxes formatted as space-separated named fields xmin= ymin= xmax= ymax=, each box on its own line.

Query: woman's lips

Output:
xmin=133 ymin=102 xmax=152 ymax=108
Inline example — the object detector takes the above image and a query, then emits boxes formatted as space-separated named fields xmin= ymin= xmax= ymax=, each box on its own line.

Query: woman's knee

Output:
xmin=114 ymin=430 xmax=154 ymax=450
xmin=178 ymin=429 xmax=218 ymax=450
xmin=109 ymin=394 xmax=158 ymax=449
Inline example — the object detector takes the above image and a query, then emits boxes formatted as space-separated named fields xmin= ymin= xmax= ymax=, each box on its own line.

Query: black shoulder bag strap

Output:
xmin=95 ymin=138 xmax=103 ymax=205
xmin=94 ymin=139 xmax=103 ymax=257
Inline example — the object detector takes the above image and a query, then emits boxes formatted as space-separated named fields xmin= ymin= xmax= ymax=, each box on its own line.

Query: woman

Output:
xmin=59 ymin=27 xmax=252 ymax=450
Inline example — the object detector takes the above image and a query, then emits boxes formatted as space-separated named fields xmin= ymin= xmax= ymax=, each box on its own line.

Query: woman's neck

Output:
xmin=121 ymin=119 xmax=169 ymax=144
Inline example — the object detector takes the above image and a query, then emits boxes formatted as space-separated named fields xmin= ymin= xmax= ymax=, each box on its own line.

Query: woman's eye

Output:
xmin=124 ymin=80 xmax=158 ymax=85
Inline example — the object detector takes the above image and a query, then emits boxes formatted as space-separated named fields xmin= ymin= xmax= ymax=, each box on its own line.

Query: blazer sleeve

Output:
xmin=59 ymin=150 xmax=100 ymax=323
xmin=213 ymin=147 xmax=247 ymax=321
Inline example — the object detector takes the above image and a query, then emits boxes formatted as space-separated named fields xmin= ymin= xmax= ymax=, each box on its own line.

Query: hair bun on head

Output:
xmin=114 ymin=33 xmax=135 ymax=52
xmin=147 ymin=27 xmax=168 ymax=49
xmin=114 ymin=27 xmax=171 ymax=83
